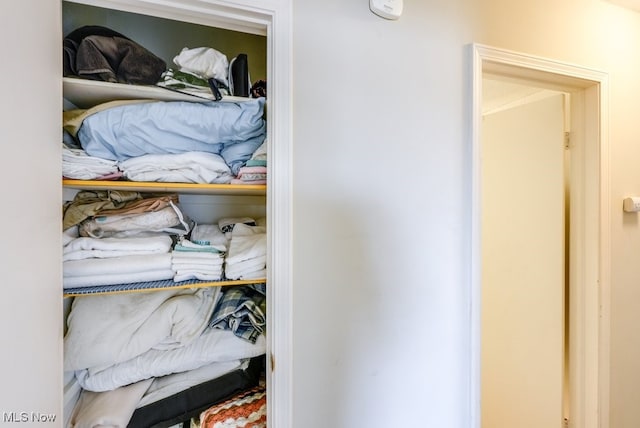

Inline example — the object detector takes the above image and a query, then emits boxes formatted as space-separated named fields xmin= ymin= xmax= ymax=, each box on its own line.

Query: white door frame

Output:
xmin=470 ymin=44 xmax=610 ymax=428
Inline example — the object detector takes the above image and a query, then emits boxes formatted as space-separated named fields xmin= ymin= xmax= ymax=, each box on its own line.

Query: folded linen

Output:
xmin=68 ymin=378 xmax=153 ymax=428
xmin=75 ymin=329 xmax=266 ymax=392
xmin=63 ymin=145 xmax=120 ymax=180
xmin=119 ymin=151 xmax=233 ymax=184
xmin=63 ymin=234 xmax=173 ymax=261
xmin=63 ymin=269 xmax=175 ymax=289
xmin=225 ymin=225 xmax=267 ymax=266
xmin=64 ymin=287 xmax=221 ymax=371
xmin=225 ymin=256 xmax=267 ymax=280
xmin=172 ymin=251 xmax=225 ymax=260
xmin=76 ymin=98 xmax=267 ymax=175
xmin=64 ymin=253 xmax=172 ymax=278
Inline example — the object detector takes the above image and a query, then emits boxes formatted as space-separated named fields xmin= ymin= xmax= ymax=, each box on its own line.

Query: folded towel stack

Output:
xmin=171 ymin=223 xmax=228 ymax=282
xmin=224 ymin=222 xmax=267 ymax=280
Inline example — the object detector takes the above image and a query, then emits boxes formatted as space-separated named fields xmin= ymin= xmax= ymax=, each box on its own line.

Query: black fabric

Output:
xmin=229 ymin=54 xmax=249 ymax=97
xmin=127 ymin=355 xmax=264 ymax=428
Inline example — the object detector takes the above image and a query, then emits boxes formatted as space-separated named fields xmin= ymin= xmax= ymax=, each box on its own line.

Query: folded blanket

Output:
xmin=68 ymin=378 xmax=153 ymax=428
xmin=64 ymin=253 xmax=172 ymax=278
xmin=76 ymin=329 xmax=265 ymax=392
xmin=64 ymin=287 xmax=221 ymax=371
xmin=63 ymin=234 xmax=173 ymax=261
xmin=76 ymin=98 xmax=266 ymax=175
xmin=119 ymin=151 xmax=233 ymax=184
xmin=63 ymin=268 xmax=175 ymax=289
xmin=199 ymin=383 xmax=266 ymax=428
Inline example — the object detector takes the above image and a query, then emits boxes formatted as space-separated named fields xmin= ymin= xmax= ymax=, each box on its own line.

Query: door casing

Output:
xmin=469 ymin=43 xmax=611 ymax=428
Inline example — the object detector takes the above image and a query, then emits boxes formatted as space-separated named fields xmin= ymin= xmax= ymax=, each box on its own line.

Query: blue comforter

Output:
xmin=77 ymin=98 xmax=266 ymax=175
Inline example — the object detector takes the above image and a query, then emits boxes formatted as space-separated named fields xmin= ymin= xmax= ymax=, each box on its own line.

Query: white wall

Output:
xmin=0 ymin=0 xmax=63 ymax=424
xmin=291 ymin=0 xmax=640 ymax=427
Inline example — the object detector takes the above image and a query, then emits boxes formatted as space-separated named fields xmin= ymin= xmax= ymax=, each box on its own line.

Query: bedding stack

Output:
xmin=64 ymin=285 xmax=266 ymax=427
xmin=62 ymin=191 xmax=190 ymax=290
xmin=224 ymin=221 xmax=268 ymax=280
xmin=62 ymin=25 xmax=270 ymax=428
xmin=171 ymin=223 xmax=228 ymax=282
xmin=232 ymin=140 xmax=267 ymax=185
xmin=63 ymin=97 xmax=267 ymax=180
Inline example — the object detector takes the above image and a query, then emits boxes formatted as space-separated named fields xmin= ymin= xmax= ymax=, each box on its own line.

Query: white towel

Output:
xmin=63 ymin=235 xmax=173 ymax=261
xmin=64 ymin=253 xmax=172 ymax=277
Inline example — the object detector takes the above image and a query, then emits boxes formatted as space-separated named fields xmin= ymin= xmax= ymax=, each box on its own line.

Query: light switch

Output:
xmin=623 ymin=197 xmax=640 ymax=212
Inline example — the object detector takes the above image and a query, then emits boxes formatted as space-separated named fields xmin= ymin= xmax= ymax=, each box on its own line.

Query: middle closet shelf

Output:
xmin=63 ymin=179 xmax=268 ymax=298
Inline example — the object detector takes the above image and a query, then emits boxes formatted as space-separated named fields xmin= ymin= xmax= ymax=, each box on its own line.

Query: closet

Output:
xmin=60 ymin=1 xmax=284 ymax=426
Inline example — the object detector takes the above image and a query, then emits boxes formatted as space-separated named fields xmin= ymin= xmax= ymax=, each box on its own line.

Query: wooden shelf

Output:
xmin=64 ymin=278 xmax=266 ymax=297
xmin=63 ymin=179 xmax=266 ymax=196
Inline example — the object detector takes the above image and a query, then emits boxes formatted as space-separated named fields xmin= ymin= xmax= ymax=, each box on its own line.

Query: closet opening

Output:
xmin=61 ymin=1 xmax=292 ymax=427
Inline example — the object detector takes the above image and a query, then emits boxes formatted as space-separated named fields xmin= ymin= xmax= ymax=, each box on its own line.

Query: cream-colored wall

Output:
xmin=292 ymin=0 xmax=640 ymax=427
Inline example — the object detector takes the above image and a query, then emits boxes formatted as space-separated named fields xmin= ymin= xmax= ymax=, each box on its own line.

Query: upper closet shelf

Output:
xmin=63 ymin=77 xmax=250 ymax=109
xmin=63 ymin=179 xmax=266 ymax=196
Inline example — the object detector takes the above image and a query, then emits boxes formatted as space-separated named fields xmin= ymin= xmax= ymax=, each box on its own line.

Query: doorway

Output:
xmin=470 ymin=44 xmax=611 ymax=428
xmin=481 ymin=81 xmax=567 ymax=428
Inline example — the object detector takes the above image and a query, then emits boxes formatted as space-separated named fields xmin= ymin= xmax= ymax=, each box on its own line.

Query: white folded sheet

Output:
xmin=63 ymin=234 xmax=173 ymax=261
xmin=119 ymin=151 xmax=233 ymax=184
